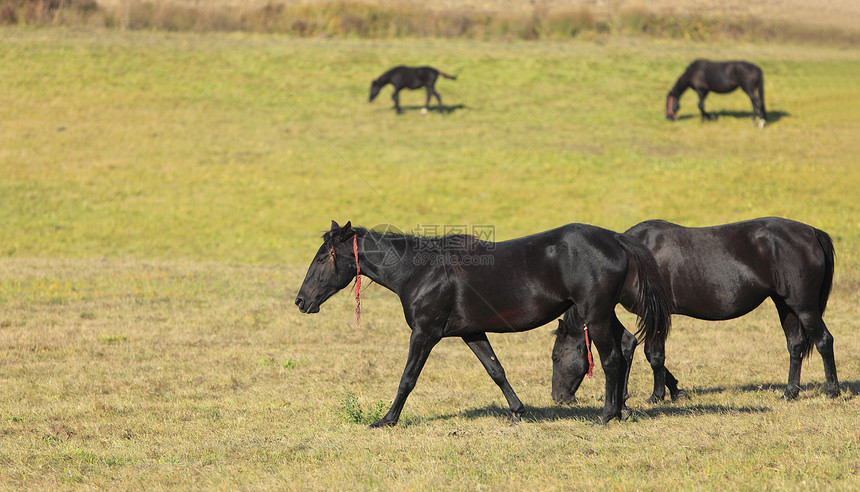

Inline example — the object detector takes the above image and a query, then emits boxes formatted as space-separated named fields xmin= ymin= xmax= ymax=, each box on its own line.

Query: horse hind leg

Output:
xmin=776 ymin=299 xmax=840 ymax=399
xmin=696 ymin=90 xmax=713 ymax=121
xmin=462 ymin=333 xmax=525 ymax=423
xmin=775 ymin=299 xmax=806 ymax=399
xmin=587 ymin=316 xmax=628 ymax=424
xmin=744 ymin=86 xmax=766 ymax=128
xmin=798 ymin=310 xmax=840 ymax=398
xmin=643 ymin=341 xmax=667 ymax=403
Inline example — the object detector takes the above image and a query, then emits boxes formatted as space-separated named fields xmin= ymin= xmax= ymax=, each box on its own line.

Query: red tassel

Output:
xmin=583 ymin=325 xmax=593 ymax=378
xmin=353 ymin=235 xmax=361 ymax=327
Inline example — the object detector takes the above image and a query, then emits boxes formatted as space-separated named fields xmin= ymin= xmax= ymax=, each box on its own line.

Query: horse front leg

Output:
xmin=696 ymin=90 xmax=713 ymax=121
xmin=619 ymin=325 xmax=637 ymax=404
xmin=370 ymin=328 xmax=440 ymax=428
xmin=422 ymin=87 xmax=432 ymax=115
xmin=392 ymin=89 xmax=402 ymax=114
xmin=462 ymin=332 xmax=525 ymax=423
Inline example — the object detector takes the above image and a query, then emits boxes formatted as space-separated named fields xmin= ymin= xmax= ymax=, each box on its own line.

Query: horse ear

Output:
xmin=338 ymin=221 xmax=354 ymax=241
xmin=330 ymin=220 xmax=340 ymax=231
xmin=556 ymin=319 xmax=567 ymax=335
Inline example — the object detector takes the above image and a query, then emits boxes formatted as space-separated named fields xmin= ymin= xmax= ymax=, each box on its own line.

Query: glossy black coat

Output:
xmin=552 ymin=217 xmax=839 ymax=405
xmin=665 ymin=59 xmax=766 ymax=126
xmin=297 ymin=221 xmax=672 ymax=427
xmin=368 ymin=65 xmax=456 ymax=114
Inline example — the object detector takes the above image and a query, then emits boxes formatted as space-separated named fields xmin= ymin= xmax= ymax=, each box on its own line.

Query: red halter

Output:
xmin=667 ymin=96 xmax=676 ymax=118
xmin=353 ymin=235 xmax=361 ymax=327
xmin=583 ymin=325 xmax=594 ymax=378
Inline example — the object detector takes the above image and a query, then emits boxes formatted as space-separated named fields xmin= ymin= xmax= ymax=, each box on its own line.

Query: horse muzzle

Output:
xmin=294 ymin=296 xmax=320 ymax=314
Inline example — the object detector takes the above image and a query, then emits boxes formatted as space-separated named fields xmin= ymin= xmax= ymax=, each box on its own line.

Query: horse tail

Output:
xmin=438 ymin=71 xmax=457 ymax=81
xmin=758 ymin=71 xmax=766 ymax=119
xmin=615 ymin=234 xmax=673 ymax=347
xmin=813 ymin=227 xmax=836 ymax=315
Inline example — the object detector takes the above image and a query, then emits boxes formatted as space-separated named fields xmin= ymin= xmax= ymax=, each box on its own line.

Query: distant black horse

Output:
xmin=296 ymin=221 xmax=672 ymax=427
xmin=369 ymin=66 xmax=457 ymax=114
xmin=666 ymin=59 xmax=766 ymax=127
xmin=552 ymin=217 xmax=840 ymax=406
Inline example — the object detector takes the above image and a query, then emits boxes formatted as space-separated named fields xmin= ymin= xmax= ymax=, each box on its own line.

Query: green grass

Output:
xmin=1 ymin=28 xmax=859 ymax=489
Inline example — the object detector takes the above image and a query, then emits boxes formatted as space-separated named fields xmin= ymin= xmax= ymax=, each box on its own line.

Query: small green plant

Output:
xmin=338 ymin=391 xmax=388 ymax=425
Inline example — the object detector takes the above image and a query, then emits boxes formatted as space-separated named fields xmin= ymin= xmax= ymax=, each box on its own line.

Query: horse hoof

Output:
xmin=671 ymin=389 xmax=688 ymax=401
xmin=421 ymin=107 xmax=428 ymax=115
xmin=824 ymin=384 xmax=841 ymax=399
xmin=758 ymin=120 xmax=766 ymax=129
xmin=645 ymin=394 xmax=664 ymax=404
xmin=781 ymin=392 xmax=799 ymax=401
xmin=368 ymin=418 xmax=396 ymax=429
xmin=510 ymin=411 xmax=523 ymax=424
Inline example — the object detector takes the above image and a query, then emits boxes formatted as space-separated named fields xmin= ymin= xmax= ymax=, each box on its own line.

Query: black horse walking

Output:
xmin=296 ymin=221 xmax=672 ymax=427
xmin=369 ymin=66 xmax=457 ymax=114
xmin=665 ymin=59 xmax=766 ymax=127
xmin=551 ymin=217 xmax=840 ymax=406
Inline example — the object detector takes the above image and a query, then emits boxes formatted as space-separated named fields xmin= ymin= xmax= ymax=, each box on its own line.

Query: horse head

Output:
xmin=551 ymin=317 xmax=590 ymax=405
xmin=665 ymin=93 xmax=680 ymax=120
xmin=369 ymin=79 xmax=383 ymax=102
xmin=295 ymin=220 xmax=357 ymax=314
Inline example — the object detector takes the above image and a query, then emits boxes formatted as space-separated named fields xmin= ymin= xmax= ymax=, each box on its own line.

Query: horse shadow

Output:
xmin=670 ymin=380 xmax=857 ymax=399
xmin=419 ymin=400 xmax=770 ymax=425
xmin=675 ymin=110 xmax=789 ymax=124
xmin=392 ymin=104 xmax=467 ymax=115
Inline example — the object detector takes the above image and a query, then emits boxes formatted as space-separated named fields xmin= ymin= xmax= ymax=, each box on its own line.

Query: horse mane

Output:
xmin=374 ymin=65 xmax=406 ymax=84
xmin=352 ymin=226 xmax=491 ymax=251
xmin=353 ymin=226 xmax=491 ymax=277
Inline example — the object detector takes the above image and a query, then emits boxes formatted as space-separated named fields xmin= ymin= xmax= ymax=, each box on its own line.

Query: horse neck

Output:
xmin=352 ymin=230 xmax=419 ymax=295
xmin=669 ymin=76 xmax=689 ymax=97
xmin=376 ymin=69 xmax=396 ymax=85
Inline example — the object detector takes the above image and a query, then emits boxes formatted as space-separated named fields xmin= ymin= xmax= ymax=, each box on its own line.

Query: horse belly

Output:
xmin=672 ymin=280 xmax=769 ymax=320
xmin=448 ymin=290 xmax=568 ymax=334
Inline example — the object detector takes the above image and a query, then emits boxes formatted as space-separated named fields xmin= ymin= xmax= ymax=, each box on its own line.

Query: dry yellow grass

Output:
xmin=93 ymin=0 xmax=860 ymax=32
xmin=1 ymin=24 xmax=858 ymax=490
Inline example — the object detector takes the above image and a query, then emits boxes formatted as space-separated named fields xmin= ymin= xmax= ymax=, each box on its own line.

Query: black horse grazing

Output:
xmin=369 ymin=66 xmax=456 ymax=114
xmin=666 ymin=59 xmax=766 ymax=127
xmin=296 ymin=221 xmax=672 ymax=427
xmin=552 ymin=217 xmax=840 ymax=407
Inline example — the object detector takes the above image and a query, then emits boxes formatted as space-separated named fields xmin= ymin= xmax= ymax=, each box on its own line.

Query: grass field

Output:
xmin=1 ymin=27 xmax=859 ymax=489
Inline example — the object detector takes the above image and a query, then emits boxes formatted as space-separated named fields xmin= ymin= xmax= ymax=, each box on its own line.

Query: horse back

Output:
xmin=437 ymin=224 xmax=628 ymax=334
xmin=625 ymin=217 xmax=827 ymax=319
xmin=688 ymin=59 xmax=761 ymax=93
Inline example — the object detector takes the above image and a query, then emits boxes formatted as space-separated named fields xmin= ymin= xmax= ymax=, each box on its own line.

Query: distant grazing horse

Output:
xmin=666 ymin=59 xmax=766 ymax=127
xmin=551 ymin=217 xmax=839 ymax=407
xmin=296 ymin=221 xmax=672 ymax=427
xmin=369 ymin=66 xmax=457 ymax=114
